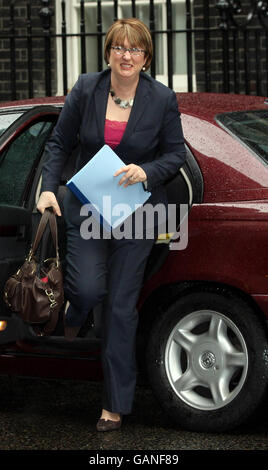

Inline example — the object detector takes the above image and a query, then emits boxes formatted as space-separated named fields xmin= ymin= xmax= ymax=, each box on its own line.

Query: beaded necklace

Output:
xmin=109 ymin=89 xmax=134 ymax=109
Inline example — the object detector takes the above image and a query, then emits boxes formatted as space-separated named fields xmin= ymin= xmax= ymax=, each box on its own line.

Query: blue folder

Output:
xmin=66 ymin=144 xmax=151 ymax=230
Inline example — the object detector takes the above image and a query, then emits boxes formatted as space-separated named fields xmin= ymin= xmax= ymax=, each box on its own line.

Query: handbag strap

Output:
xmin=28 ymin=208 xmax=59 ymax=262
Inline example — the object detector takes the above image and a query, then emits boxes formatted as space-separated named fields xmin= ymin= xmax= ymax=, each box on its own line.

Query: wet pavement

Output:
xmin=0 ymin=375 xmax=268 ymax=451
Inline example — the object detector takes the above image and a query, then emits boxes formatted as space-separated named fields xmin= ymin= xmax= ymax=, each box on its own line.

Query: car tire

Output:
xmin=146 ymin=286 xmax=268 ymax=432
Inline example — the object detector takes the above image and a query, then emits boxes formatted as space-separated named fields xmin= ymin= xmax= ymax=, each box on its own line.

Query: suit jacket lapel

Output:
xmin=119 ymin=74 xmax=151 ymax=147
xmin=94 ymin=70 xmax=111 ymax=143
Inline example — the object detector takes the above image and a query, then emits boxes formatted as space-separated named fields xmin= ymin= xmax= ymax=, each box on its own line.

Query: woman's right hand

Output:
xmin=36 ymin=191 xmax=62 ymax=216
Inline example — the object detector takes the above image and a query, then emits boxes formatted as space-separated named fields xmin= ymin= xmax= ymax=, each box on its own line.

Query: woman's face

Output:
xmin=108 ymin=37 xmax=147 ymax=83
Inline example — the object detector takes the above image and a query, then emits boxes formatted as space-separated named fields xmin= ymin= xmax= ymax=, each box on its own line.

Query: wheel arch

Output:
xmin=136 ymin=280 xmax=268 ymax=379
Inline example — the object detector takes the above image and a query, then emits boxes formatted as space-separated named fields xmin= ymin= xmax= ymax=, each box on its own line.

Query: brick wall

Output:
xmin=0 ymin=0 xmax=57 ymax=102
xmin=193 ymin=0 xmax=268 ymax=95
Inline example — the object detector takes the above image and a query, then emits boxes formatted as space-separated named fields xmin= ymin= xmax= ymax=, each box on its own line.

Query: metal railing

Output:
xmin=0 ymin=0 xmax=268 ymax=100
xmin=216 ymin=0 xmax=268 ymax=94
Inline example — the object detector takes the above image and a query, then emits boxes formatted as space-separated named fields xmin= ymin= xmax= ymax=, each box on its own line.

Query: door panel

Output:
xmin=0 ymin=106 xmax=60 ymax=317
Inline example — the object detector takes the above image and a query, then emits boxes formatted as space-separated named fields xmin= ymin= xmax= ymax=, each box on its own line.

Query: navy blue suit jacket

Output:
xmin=41 ymin=69 xmax=186 ymax=224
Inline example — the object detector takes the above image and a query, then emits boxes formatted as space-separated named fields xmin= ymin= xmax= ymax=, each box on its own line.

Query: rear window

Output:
xmin=0 ymin=112 xmax=23 ymax=137
xmin=216 ymin=109 xmax=268 ymax=165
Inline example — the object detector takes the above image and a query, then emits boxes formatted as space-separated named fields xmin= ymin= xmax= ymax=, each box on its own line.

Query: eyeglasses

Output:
xmin=110 ymin=46 xmax=146 ymax=57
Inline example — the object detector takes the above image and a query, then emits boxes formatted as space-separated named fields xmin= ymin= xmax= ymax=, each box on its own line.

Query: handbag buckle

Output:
xmin=45 ymin=288 xmax=57 ymax=309
xmin=26 ymin=248 xmax=33 ymax=261
xmin=44 ymin=257 xmax=60 ymax=268
xmin=4 ymin=291 xmax=12 ymax=308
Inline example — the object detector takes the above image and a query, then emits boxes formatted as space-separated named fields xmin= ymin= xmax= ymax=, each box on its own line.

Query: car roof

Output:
xmin=0 ymin=92 xmax=267 ymax=121
xmin=177 ymin=92 xmax=268 ymax=123
xmin=0 ymin=96 xmax=65 ymax=113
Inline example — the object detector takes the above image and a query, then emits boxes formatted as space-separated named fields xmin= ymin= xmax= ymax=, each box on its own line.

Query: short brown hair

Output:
xmin=104 ymin=18 xmax=153 ymax=71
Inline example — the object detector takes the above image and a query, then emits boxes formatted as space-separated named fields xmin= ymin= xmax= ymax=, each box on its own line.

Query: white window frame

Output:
xmin=55 ymin=0 xmax=196 ymax=94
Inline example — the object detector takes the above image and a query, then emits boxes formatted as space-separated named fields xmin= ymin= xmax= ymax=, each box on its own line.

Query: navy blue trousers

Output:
xmin=63 ymin=207 xmax=156 ymax=415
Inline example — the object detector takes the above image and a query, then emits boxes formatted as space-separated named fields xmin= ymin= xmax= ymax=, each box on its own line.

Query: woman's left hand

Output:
xmin=114 ymin=164 xmax=147 ymax=187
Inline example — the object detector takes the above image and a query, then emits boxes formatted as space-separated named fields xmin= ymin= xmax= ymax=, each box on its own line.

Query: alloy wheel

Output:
xmin=164 ymin=310 xmax=248 ymax=410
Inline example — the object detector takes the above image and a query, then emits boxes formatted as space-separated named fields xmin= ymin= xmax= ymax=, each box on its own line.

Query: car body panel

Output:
xmin=139 ymin=200 xmax=268 ymax=316
xmin=179 ymin=99 xmax=268 ymax=203
xmin=138 ymin=95 xmax=268 ymax=318
xmin=0 ymin=346 xmax=102 ymax=381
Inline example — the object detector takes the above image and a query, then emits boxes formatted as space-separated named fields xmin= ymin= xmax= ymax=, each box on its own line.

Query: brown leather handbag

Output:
xmin=3 ymin=208 xmax=64 ymax=335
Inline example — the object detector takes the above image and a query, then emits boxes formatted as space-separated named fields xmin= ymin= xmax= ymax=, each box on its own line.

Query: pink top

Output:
xmin=104 ymin=119 xmax=127 ymax=149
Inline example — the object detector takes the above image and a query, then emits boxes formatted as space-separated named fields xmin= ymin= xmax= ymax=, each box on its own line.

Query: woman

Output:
xmin=37 ymin=18 xmax=186 ymax=432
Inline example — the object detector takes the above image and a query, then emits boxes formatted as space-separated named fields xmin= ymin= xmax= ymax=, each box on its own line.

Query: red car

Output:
xmin=0 ymin=92 xmax=268 ymax=433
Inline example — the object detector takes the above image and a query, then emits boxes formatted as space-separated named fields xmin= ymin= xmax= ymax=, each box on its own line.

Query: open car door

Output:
xmin=0 ymin=105 xmax=60 ymax=342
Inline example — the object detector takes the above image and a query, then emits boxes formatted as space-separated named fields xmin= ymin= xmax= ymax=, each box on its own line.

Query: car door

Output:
xmin=0 ymin=106 xmax=60 ymax=318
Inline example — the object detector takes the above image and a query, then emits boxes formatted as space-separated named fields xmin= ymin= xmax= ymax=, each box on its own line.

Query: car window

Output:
xmin=216 ymin=110 xmax=268 ymax=165
xmin=0 ymin=113 xmax=23 ymax=137
xmin=0 ymin=120 xmax=54 ymax=206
